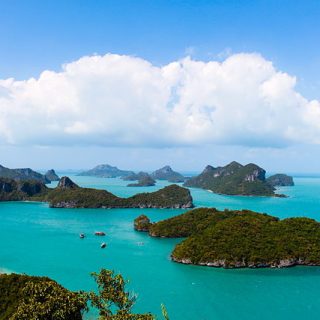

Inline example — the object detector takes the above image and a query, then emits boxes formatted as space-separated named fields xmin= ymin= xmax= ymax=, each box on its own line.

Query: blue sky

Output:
xmin=0 ymin=0 xmax=320 ymax=172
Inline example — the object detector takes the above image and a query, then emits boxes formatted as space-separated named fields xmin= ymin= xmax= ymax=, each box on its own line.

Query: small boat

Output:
xmin=79 ymin=233 xmax=85 ymax=239
xmin=95 ymin=231 xmax=106 ymax=236
xmin=100 ymin=242 xmax=107 ymax=249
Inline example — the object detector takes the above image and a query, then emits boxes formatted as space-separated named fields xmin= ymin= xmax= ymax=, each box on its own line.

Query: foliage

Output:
xmin=0 ymin=274 xmax=87 ymax=320
xmin=171 ymin=211 xmax=320 ymax=268
xmin=149 ymin=208 xmax=238 ymax=237
xmin=36 ymin=183 xmax=193 ymax=209
xmin=0 ymin=178 xmax=48 ymax=201
xmin=134 ymin=215 xmax=152 ymax=232
xmin=88 ymin=269 xmax=153 ymax=320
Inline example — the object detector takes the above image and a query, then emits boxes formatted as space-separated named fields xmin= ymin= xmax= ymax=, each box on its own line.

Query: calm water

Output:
xmin=1 ymin=174 xmax=320 ymax=319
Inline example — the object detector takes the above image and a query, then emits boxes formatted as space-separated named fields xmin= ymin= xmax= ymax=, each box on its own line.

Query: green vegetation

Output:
xmin=35 ymin=178 xmax=193 ymax=209
xmin=0 ymin=176 xmax=193 ymax=209
xmin=0 ymin=178 xmax=48 ymax=201
xmin=134 ymin=215 xmax=152 ymax=231
xmin=148 ymin=208 xmax=237 ymax=237
xmin=184 ymin=161 xmax=278 ymax=196
xmin=267 ymin=174 xmax=294 ymax=187
xmin=0 ymin=273 xmax=86 ymax=320
xmin=88 ymin=269 xmax=153 ymax=320
xmin=141 ymin=208 xmax=320 ymax=268
xmin=0 ymin=269 xmax=169 ymax=320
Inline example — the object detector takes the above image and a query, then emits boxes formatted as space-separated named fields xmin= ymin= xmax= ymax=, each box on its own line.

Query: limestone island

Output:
xmin=78 ymin=164 xmax=134 ymax=178
xmin=266 ymin=173 xmax=294 ymax=187
xmin=44 ymin=169 xmax=60 ymax=182
xmin=134 ymin=208 xmax=320 ymax=268
xmin=0 ymin=164 xmax=58 ymax=184
xmin=0 ymin=176 xmax=193 ymax=209
xmin=184 ymin=161 xmax=289 ymax=197
xmin=151 ymin=165 xmax=186 ymax=183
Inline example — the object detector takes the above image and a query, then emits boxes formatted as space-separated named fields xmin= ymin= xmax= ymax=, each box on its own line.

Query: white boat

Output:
xmin=101 ymin=242 xmax=107 ymax=249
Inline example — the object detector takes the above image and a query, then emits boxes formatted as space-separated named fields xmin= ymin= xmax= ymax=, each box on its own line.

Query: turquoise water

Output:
xmin=1 ymin=174 xmax=320 ymax=319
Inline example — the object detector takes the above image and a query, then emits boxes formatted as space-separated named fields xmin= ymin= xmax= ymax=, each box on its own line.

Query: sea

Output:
xmin=1 ymin=173 xmax=320 ymax=320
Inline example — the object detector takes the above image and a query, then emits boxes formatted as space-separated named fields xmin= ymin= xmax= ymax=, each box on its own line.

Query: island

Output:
xmin=184 ymin=161 xmax=286 ymax=197
xmin=135 ymin=208 xmax=320 ymax=268
xmin=122 ymin=171 xmax=150 ymax=181
xmin=134 ymin=215 xmax=152 ymax=231
xmin=151 ymin=165 xmax=185 ymax=183
xmin=78 ymin=164 xmax=134 ymax=178
xmin=127 ymin=175 xmax=156 ymax=187
xmin=44 ymin=169 xmax=60 ymax=182
xmin=0 ymin=164 xmax=54 ymax=184
xmin=29 ymin=176 xmax=193 ymax=209
xmin=266 ymin=174 xmax=294 ymax=187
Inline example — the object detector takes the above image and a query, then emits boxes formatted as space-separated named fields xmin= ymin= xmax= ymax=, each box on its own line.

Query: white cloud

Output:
xmin=0 ymin=52 xmax=320 ymax=148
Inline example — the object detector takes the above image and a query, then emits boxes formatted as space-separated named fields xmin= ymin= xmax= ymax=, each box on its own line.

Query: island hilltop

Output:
xmin=134 ymin=208 xmax=320 ymax=268
xmin=184 ymin=161 xmax=293 ymax=197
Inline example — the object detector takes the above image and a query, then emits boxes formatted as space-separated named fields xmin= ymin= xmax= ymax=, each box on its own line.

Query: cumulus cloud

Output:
xmin=0 ymin=52 xmax=319 ymax=148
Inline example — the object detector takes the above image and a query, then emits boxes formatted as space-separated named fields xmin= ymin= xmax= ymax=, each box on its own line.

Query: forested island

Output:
xmin=134 ymin=208 xmax=320 ymax=268
xmin=0 ymin=176 xmax=193 ymax=209
xmin=184 ymin=161 xmax=293 ymax=197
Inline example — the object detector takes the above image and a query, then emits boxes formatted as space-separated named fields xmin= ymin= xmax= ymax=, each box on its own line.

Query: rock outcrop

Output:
xmin=134 ymin=215 xmax=152 ymax=232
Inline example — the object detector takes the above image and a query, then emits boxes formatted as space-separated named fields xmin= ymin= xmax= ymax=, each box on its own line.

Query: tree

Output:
xmin=88 ymin=269 xmax=153 ymax=320
xmin=9 ymin=279 xmax=87 ymax=320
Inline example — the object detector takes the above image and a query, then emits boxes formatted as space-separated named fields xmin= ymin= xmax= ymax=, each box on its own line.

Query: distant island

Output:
xmin=184 ymin=161 xmax=293 ymax=197
xmin=134 ymin=208 xmax=320 ymax=268
xmin=0 ymin=164 xmax=59 ymax=184
xmin=127 ymin=175 xmax=156 ymax=187
xmin=151 ymin=165 xmax=185 ymax=183
xmin=122 ymin=171 xmax=150 ymax=181
xmin=0 ymin=176 xmax=193 ymax=209
xmin=44 ymin=169 xmax=60 ymax=182
xmin=266 ymin=174 xmax=294 ymax=187
xmin=78 ymin=164 xmax=134 ymax=178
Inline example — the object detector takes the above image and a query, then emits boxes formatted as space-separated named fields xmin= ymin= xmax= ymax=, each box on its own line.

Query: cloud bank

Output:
xmin=0 ymin=53 xmax=320 ymax=148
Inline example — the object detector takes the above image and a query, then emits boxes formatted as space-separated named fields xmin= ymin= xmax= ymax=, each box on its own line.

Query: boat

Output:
xmin=100 ymin=242 xmax=107 ymax=249
xmin=95 ymin=231 xmax=106 ymax=236
xmin=79 ymin=233 xmax=85 ymax=239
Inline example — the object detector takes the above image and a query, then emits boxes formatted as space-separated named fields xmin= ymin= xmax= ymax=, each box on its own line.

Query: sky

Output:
xmin=0 ymin=0 xmax=320 ymax=173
